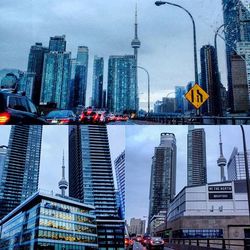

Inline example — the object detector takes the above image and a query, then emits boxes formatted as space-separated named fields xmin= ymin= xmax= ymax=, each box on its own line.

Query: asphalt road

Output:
xmin=132 ymin=242 xmax=173 ymax=250
xmin=108 ymin=119 xmax=162 ymax=125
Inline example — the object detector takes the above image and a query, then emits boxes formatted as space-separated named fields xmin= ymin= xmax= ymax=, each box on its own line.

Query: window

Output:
xmin=8 ymin=96 xmax=29 ymax=112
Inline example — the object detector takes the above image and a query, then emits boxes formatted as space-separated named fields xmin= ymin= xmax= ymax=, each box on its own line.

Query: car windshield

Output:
xmin=47 ymin=110 xmax=73 ymax=118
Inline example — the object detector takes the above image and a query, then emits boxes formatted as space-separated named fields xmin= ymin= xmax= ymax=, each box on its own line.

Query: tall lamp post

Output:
xmin=240 ymin=125 xmax=250 ymax=218
xmin=135 ymin=66 xmax=151 ymax=115
xmin=155 ymin=1 xmax=198 ymax=84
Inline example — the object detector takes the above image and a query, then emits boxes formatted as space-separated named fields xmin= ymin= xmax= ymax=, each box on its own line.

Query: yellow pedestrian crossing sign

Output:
xmin=185 ymin=83 xmax=209 ymax=109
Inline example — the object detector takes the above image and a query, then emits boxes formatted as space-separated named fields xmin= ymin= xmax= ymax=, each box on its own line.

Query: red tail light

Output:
xmin=93 ymin=114 xmax=99 ymax=120
xmin=60 ymin=119 xmax=70 ymax=124
xmin=0 ymin=112 xmax=10 ymax=124
xmin=150 ymin=240 xmax=154 ymax=244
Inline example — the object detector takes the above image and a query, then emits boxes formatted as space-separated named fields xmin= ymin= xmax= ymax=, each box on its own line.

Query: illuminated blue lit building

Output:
xmin=0 ymin=126 xmax=42 ymax=220
xmin=92 ymin=56 xmax=104 ymax=109
xmin=68 ymin=125 xmax=124 ymax=249
xmin=0 ymin=191 xmax=98 ymax=249
xmin=114 ymin=151 xmax=125 ymax=220
xmin=40 ymin=35 xmax=71 ymax=109
xmin=107 ymin=55 xmax=137 ymax=113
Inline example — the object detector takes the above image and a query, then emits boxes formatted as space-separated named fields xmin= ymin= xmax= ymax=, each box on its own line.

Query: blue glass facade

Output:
xmin=0 ymin=192 xmax=98 ymax=249
xmin=175 ymin=86 xmax=185 ymax=113
xmin=107 ymin=55 xmax=137 ymax=113
xmin=49 ymin=35 xmax=66 ymax=52
xmin=92 ymin=56 xmax=104 ymax=109
xmin=0 ymin=126 xmax=42 ymax=219
xmin=114 ymin=151 xmax=125 ymax=220
xmin=223 ymin=0 xmax=250 ymax=111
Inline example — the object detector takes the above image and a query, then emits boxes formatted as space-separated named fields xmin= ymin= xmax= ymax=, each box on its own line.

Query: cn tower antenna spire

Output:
xmin=217 ymin=126 xmax=227 ymax=182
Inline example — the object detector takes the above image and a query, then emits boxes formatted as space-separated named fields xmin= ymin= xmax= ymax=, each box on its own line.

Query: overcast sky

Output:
xmin=0 ymin=125 xmax=125 ymax=195
xmin=126 ymin=125 xmax=250 ymax=223
xmin=0 ymin=0 xmax=228 ymax=109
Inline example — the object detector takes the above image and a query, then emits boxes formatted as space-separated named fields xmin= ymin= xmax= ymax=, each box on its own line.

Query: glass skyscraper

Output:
xmin=200 ymin=45 xmax=222 ymax=116
xmin=114 ymin=150 xmax=125 ymax=220
xmin=92 ymin=56 xmax=104 ymax=109
xmin=222 ymin=0 xmax=250 ymax=111
xmin=148 ymin=133 xmax=177 ymax=230
xmin=68 ymin=125 xmax=124 ymax=249
xmin=0 ymin=126 xmax=42 ymax=219
xmin=107 ymin=55 xmax=137 ymax=113
xmin=71 ymin=46 xmax=89 ymax=108
xmin=40 ymin=35 xmax=71 ymax=109
xmin=0 ymin=145 xmax=7 ymax=187
xmin=187 ymin=126 xmax=207 ymax=186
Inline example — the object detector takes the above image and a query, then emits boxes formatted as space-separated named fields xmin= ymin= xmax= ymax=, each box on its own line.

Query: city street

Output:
xmin=131 ymin=242 xmax=173 ymax=250
xmin=109 ymin=120 xmax=162 ymax=125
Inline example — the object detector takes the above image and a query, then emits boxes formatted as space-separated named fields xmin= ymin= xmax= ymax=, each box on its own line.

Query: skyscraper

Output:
xmin=131 ymin=4 xmax=141 ymax=111
xmin=71 ymin=46 xmax=89 ymax=108
xmin=0 ymin=126 xmax=42 ymax=219
xmin=107 ymin=55 xmax=137 ymax=113
xmin=222 ymin=0 xmax=250 ymax=111
xmin=68 ymin=125 xmax=124 ymax=249
xmin=0 ymin=145 xmax=7 ymax=186
xmin=187 ymin=126 xmax=207 ymax=186
xmin=27 ymin=42 xmax=49 ymax=105
xmin=92 ymin=56 xmax=104 ymax=108
xmin=148 ymin=133 xmax=177 ymax=229
xmin=175 ymin=86 xmax=185 ymax=113
xmin=114 ymin=150 xmax=125 ymax=220
xmin=228 ymin=147 xmax=250 ymax=180
xmin=217 ymin=127 xmax=227 ymax=182
xmin=40 ymin=35 xmax=71 ymax=109
xmin=200 ymin=45 xmax=222 ymax=115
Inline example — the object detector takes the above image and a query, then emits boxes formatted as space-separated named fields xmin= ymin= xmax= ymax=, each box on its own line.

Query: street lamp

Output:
xmin=155 ymin=1 xmax=198 ymax=84
xmin=135 ymin=66 xmax=151 ymax=115
xmin=240 ymin=125 xmax=250 ymax=219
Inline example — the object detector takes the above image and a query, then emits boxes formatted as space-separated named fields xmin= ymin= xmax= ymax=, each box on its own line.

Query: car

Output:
xmin=0 ymin=90 xmax=47 ymax=125
xmin=107 ymin=114 xmax=116 ymax=123
xmin=45 ymin=110 xmax=77 ymax=125
xmin=135 ymin=234 xmax=143 ymax=243
xmin=79 ymin=110 xmax=100 ymax=124
xmin=96 ymin=111 xmax=107 ymax=124
xmin=147 ymin=237 xmax=164 ymax=250
xmin=142 ymin=235 xmax=151 ymax=247
xmin=125 ymin=236 xmax=133 ymax=249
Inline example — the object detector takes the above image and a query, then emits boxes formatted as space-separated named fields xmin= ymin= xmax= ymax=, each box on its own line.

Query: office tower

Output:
xmin=18 ymin=72 xmax=36 ymax=99
xmin=69 ymin=58 xmax=77 ymax=109
xmin=222 ymin=0 xmax=250 ymax=111
xmin=0 ymin=145 xmax=7 ymax=186
xmin=107 ymin=55 xmax=137 ymax=113
xmin=175 ymin=86 xmax=185 ymax=113
xmin=200 ymin=45 xmax=222 ymax=115
xmin=40 ymin=35 xmax=71 ymax=109
xmin=102 ymin=89 xmax=107 ymax=109
xmin=27 ymin=42 xmax=49 ymax=105
xmin=114 ymin=150 xmax=125 ymax=220
xmin=228 ymin=147 xmax=250 ymax=180
xmin=148 ymin=133 xmax=177 ymax=229
xmin=0 ymin=73 xmax=18 ymax=89
xmin=0 ymin=126 xmax=42 ymax=219
xmin=217 ymin=128 xmax=227 ymax=181
xmin=71 ymin=46 xmax=89 ymax=108
xmin=231 ymin=54 xmax=249 ymax=112
xmin=68 ymin=126 xmax=124 ymax=249
xmin=131 ymin=5 xmax=141 ymax=111
xmin=58 ymin=152 xmax=68 ymax=197
xmin=185 ymin=81 xmax=195 ymax=112
xmin=161 ymin=97 xmax=175 ymax=113
xmin=49 ymin=35 xmax=66 ymax=52
xmin=92 ymin=56 xmax=104 ymax=108
xmin=187 ymin=126 xmax=207 ymax=186
xmin=128 ymin=218 xmax=146 ymax=235
xmin=154 ymin=100 xmax=163 ymax=113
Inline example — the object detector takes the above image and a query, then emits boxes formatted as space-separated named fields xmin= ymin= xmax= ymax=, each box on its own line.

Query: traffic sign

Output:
xmin=185 ymin=83 xmax=209 ymax=109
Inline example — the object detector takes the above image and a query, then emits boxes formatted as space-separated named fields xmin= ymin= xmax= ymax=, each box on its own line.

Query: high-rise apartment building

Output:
xmin=40 ymin=35 xmax=71 ymax=109
xmin=68 ymin=125 xmax=124 ymax=249
xmin=187 ymin=126 xmax=207 ymax=186
xmin=148 ymin=133 xmax=177 ymax=229
xmin=92 ymin=56 xmax=104 ymax=109
xmin=227 ymin=147 xmax=250 ymax=180
xmin=114 ymin=150 xmax=125 ymax=220
xmin=107 ymin=55 xmax=137 ymax=113
xmin=128 ymin=218 xmax=146 ymax=235
xmin=222 ymin=0 xmax=250 ymax=111
xmin=0 ymin=126 xmax=42 ymax=219
xmin=200 ymin=45 xmax=222 ymax=115
xmin=27 ymin=42 xmax=49 ymax=105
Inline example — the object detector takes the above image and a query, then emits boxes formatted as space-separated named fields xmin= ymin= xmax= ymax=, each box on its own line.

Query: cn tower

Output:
xmin=131 ymin=3 xmax=141 ymax=111
xmin=217 ymin=127 xmax=227 ymax=182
